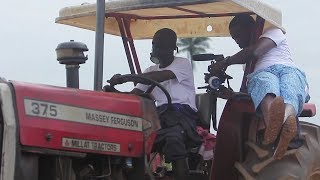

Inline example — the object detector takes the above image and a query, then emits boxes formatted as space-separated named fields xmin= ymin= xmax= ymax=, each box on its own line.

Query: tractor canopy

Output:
xmin=55 ymin=0 xmax=285 ymax=90
xmin=55 ymin=0 xmax=285 ymax=39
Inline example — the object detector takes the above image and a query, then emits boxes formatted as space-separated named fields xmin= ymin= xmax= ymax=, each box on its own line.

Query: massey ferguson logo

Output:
xmin=85 ymin=112 xmax=140 ymax=128
xmin=24 ymin=99 xmax=144 ymax=131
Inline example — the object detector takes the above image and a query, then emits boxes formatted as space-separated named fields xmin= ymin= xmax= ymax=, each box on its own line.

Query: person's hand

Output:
xmin=216 ymin=85 xmax=234 ymax=99
xmin=107 ymin=74 xmax=125 ymax=86
xmin=209 ymin=60 xmax=228 ymax=74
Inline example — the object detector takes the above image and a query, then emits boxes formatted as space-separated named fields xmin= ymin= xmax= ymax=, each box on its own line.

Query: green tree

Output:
xmin=177 ymin=37 xmax=211 ymax=69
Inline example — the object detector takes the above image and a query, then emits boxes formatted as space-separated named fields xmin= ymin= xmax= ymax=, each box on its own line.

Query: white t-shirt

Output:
xmin=254 ymin=28 xmax=297 ymax=71
xmin=135 ymin=57 xmax=198 ymax=111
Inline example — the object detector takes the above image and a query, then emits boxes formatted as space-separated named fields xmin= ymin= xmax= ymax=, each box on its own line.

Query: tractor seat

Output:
xmin=299 ymin=103 xmax=316 ymax=117
xmin=195 ymin=93 xmax=215 ymax=129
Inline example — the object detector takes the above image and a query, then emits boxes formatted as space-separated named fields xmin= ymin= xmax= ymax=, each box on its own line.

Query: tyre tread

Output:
xmin=235 ymin=122 xmax=320 ymax=180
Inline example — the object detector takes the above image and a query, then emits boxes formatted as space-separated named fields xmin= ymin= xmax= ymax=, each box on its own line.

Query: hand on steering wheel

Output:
xmin=105 ymin=74 xmax=172 ymax=106
xmin=107 ymin=74 xmax=125 ymax=86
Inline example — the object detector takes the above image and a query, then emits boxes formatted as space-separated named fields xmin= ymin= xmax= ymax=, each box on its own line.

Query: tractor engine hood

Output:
xmin=10 ymin=81 xmax=160 ymax=157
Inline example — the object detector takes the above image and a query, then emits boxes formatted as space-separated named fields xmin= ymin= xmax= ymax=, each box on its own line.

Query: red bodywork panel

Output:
xmin=12 ymin=81 xmax=154 ymax=157
xmin=211 ymin=94 xmax=255 ymax=180
xmin=300 ymin=103 xmax=317 ymax=117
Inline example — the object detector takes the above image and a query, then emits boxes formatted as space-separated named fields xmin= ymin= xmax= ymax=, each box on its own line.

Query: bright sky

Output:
xmin=1 ymin=0 xmax=319 ymax=125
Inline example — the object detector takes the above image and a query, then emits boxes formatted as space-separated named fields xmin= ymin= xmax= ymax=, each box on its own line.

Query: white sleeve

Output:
xmin=134 ymin=66 xmax=152 ymax=91
xmin=260 ymin=28 xmax=286 ymax=46
xmin=166 ymin=58 xmax=192 ymax=83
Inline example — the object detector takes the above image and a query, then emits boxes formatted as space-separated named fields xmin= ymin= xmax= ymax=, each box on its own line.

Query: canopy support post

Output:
xmin=123 ymin=19 xmax=142 ymax=74
xmin=94 ymin=0 xmax=105 ymax=91
xmin=116 ymin=17 xmax=136 ymax=75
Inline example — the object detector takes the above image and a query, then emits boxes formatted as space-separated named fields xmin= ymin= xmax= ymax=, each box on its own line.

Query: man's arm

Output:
xmin=138 ymin=70 xmax=176 ymax=82
xmin=130 ymin=70 xmax=175 ymax=94
xmin=227 ymin=37 xmax=277 ymax=65
xmin=108 ymin=70 xmax=175 ymax=86
xmin=210 ymin=37 xmax=277 ymax=72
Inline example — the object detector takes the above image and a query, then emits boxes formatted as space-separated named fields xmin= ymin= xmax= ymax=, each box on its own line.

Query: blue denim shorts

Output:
xmin=247 ymin=64 xmax=310 ymax=115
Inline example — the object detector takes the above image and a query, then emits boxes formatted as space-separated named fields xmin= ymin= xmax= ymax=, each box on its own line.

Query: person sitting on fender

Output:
xmin=108 ymin=28 xmax=202 ymax=180
xmin=209 ymin=14 xmax=310 ymax=160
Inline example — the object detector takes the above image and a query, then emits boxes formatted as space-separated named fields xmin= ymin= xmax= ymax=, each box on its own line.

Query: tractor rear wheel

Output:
xmin=236 ymin=121 xmax=320 ymax=180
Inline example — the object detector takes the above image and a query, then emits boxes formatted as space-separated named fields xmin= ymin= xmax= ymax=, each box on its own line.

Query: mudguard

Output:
xmin=211 ymin=93 xmax=255 ymax=180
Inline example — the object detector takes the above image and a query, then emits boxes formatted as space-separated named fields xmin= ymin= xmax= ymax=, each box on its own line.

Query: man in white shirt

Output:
xmin=108 ymin=28 xmax=201 ymax=179
xmin=210 ymin=14 xmax=309 ymax=160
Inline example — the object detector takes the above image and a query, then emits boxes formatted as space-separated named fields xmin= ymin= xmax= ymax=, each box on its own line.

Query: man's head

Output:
xmin=150 ymin=28 xmax=177 ymax=67
xmin=229 ymin=14 xmax=255 ymax=49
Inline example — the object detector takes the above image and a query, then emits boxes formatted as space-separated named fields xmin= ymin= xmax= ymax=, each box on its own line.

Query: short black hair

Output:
xmin=152 ymin=28 xmax=177 ymax=50
xmin=229 ymin=14 xmax=255 ymax=30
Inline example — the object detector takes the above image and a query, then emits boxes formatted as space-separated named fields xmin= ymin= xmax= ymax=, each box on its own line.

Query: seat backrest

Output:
xmin=299 ymin=103 xmax=316 ymax=117
xmin=195 ymin=93 xmax=216 ymax=129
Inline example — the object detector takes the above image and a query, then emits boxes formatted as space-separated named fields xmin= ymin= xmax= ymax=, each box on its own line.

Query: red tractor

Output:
xmin=0 ymin=0 xmax=319 ymax=180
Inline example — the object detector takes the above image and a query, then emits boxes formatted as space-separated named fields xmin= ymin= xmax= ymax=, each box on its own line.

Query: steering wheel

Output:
xmin=104 ymin=74 xmax=172 ymax=106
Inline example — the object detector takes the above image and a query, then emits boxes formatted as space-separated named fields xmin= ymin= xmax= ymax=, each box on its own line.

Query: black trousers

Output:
xmin=153 ymin=104 xmax=202 ymax=162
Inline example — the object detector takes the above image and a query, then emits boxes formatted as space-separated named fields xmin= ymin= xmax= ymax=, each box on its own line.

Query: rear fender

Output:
xmin=211 ymin=93 xmax=255 ymax=180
